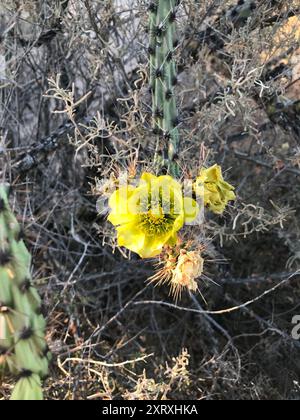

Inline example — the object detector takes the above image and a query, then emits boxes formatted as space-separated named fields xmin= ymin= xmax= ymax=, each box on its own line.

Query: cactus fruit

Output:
xmin=0 ymin=185 xmax=50 ymax=400
xmin=149 ymin=0 xmax=180 ymax=177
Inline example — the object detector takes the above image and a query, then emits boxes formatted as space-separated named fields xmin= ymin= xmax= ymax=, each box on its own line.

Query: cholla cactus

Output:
xmin=0 ymin=185 xmax=50 ymax=400
xmin=149 ymin=0 xmax=180 ymax=177
xmin=106 ymin=2 xmax=236 ymax=299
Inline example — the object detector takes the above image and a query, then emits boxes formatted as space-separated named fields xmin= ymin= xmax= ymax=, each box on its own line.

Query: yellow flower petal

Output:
xmin=140 ymin=172 xmax=157 ymax=187
xmin=210 ymin=201 xmax=226 ymax=214
xmin=183 ymin=197 xmax=199 ymax=223
xmin=195 ymin=165 xmax=236 ymax=215
xmin=107 ymin=172 xmax=197 ymax=258
xmin=126 ymin=187 xmax=143 ymax=214
xmin=117 ymin=223 xmax=146 ymax=255
xmin=204 ymin=164 xmax=223 ymax=182
xmin=108 ymin=186 xmax=135 ymax=216
xmin=205 ymin=182 xmax=218 ymax=193
xmin=227 ymin=190 xmax=236 ymax=201
xmin=172 ymin=214 xmax=185 ymax=232
xmin=157 ymin=175 xmax=182 ymax=192
xmin=141 ymin=232 xmax=173 ymax=258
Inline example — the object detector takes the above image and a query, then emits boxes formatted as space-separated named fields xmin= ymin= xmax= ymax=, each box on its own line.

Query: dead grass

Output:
xmin=1 ymin=0 xmax=300 ymax=400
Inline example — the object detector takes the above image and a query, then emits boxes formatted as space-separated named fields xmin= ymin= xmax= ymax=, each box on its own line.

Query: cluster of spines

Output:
xmin=0 ymin=185 xmax=50 ymax=400
xmin=149 ymin=0 xmax=181 ymax=177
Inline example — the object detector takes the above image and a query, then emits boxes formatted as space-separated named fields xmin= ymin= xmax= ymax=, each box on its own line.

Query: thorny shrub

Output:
xmin=0 ymin=0 xmax=300 ymax=400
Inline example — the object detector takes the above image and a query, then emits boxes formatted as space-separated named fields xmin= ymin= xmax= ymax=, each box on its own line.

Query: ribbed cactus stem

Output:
xmin=150 ymin=0 xmax=180 ymax=177
xmin=154 ymin=1 xmax=165 ymax=133
xmin=149 ymin=2 xmax=158 ymax=93
xmin=0 ymin=185 xmax=50 ymax=400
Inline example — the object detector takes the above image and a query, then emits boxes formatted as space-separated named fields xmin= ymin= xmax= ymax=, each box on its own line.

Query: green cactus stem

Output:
xmin=0 ymin=185 xmax=50 ymax=400
xmin=150 ymin=0 xmax=180 ymax=177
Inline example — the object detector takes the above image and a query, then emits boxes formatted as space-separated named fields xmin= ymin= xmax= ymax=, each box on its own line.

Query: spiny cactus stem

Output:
xmin=154 ymin=0 xmax=166 ymax=132
xmin=164 ymin=0 xmax=180 ymax=176
xmin=151 ymin=0 xmax=180 ymax=178
xmin=149 ymin=2 xmax=157 ymax=92
xmin=0 ymin=185 xmax=49 ymax=400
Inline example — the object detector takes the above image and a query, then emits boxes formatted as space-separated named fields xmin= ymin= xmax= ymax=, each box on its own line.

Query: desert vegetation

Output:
xmin=0 ymin=0 xmax=300 ymax=400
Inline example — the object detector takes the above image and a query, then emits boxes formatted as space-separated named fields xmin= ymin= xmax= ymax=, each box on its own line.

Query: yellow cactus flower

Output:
xmin=195 ymin=164 xmax=236 ymax=214
xmin=108 ymin=173 xmax=199 ymax=258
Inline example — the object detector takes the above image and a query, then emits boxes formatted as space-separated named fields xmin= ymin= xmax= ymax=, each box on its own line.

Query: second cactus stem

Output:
xmin=0 ymin=185 xmax=50 ymax=400
xmin=150 ymin=0 xmax=180 ymax=177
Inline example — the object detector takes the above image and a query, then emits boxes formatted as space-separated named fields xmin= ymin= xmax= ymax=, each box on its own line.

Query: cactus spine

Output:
xmin=0 ymin=185 xmax=50 ymax=400
xmin=150 ymin=0 xmax=180 ymax=177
